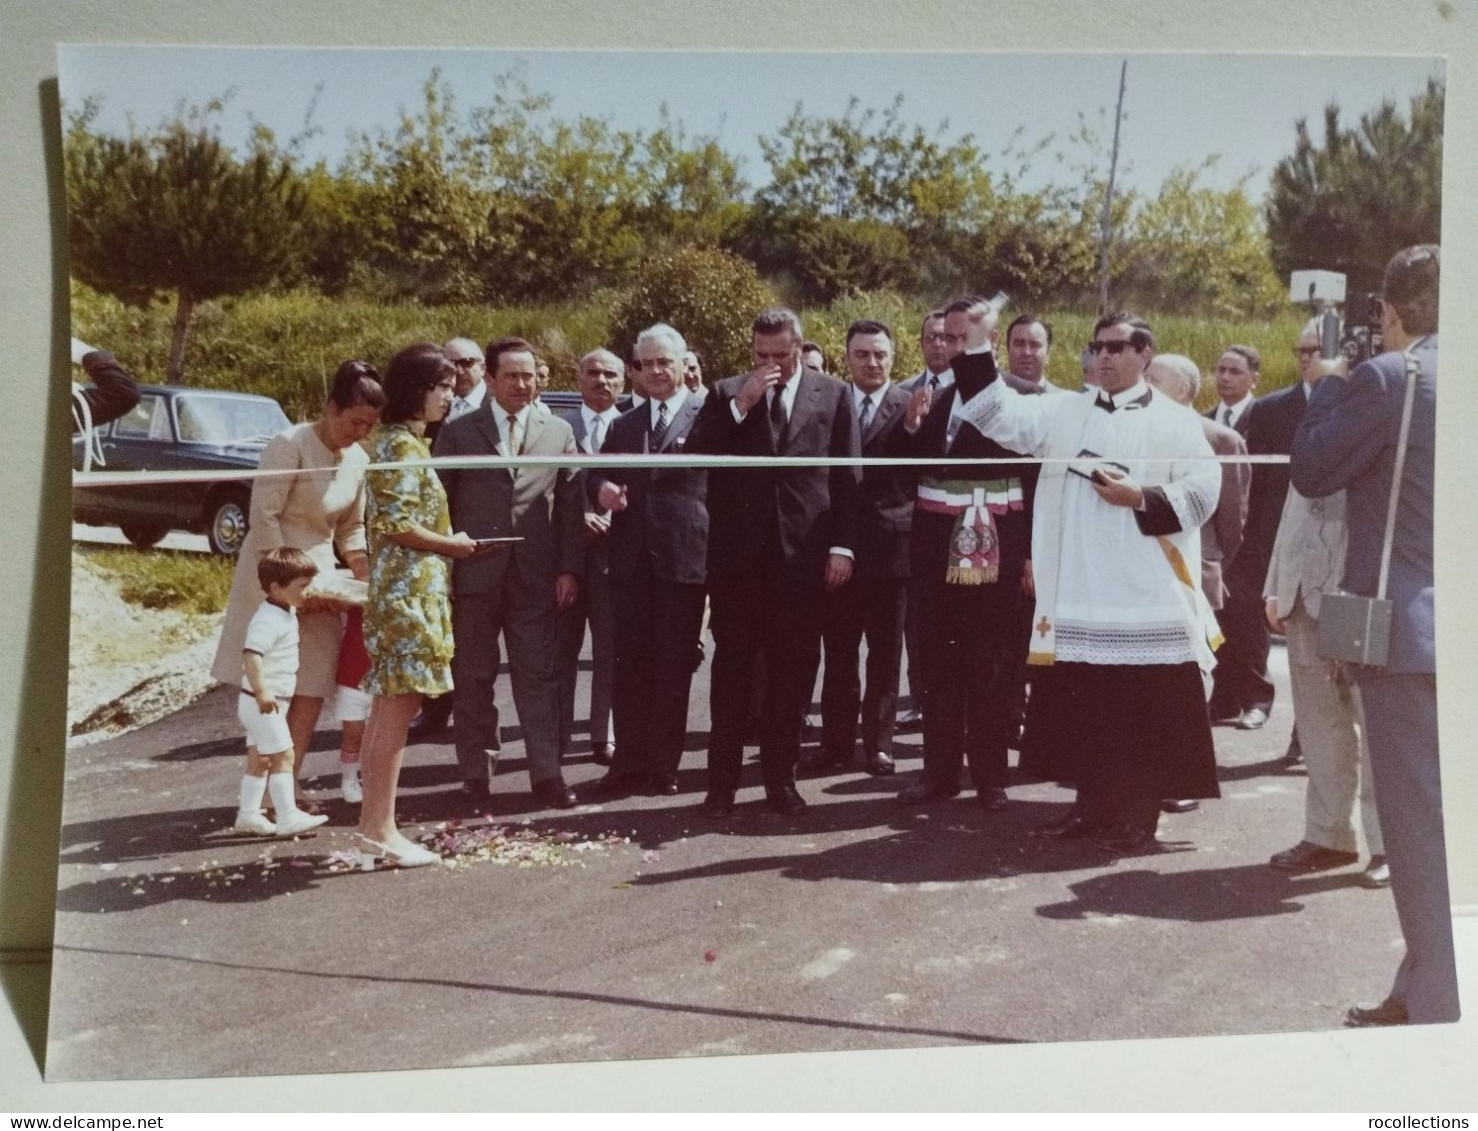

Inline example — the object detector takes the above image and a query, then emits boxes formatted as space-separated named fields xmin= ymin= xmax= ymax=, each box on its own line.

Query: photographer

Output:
xmin=1291 ymin=244 xmax=1453 ymax=1027
xmin=71 ymin=347 xmax=141 ymax=472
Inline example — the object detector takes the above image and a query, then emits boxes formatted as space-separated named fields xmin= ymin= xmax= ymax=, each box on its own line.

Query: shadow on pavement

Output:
xmin=1036 ymin=862 xmax=1370 ymax=922
xmin=52 ymin=942 xmax=1027 ymax=1048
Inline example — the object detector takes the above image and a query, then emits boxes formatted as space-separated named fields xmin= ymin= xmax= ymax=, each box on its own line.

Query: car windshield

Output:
xmin=175 ymin=396 xmax=290 ymax=444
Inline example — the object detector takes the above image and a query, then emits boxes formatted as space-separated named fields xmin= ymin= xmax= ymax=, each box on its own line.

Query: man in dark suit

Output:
xmin=893 ymin=295 xmax=1040 ymax=808
xmin=433 ymin=337 xmax=586 ymax=810
xmin=556 ymin=348 xmax=629 ymax=769
xmin=1207 ymin=345 xmax=1289 ymax=730
xmin=1292 ymin=245 xmax=1454 ymax=1028
xmin=806 ymin=319 xmax=914 ymax=777
xmin=686 ymin=307 xmax=861 ymax=816
xmin=586 ymin=324 xmax=708 ymax=798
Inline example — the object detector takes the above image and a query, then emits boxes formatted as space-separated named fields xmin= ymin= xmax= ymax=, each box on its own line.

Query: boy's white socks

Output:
xmin=339 ymin=761 xmax=361 ymax=802
xmin=266 ymin=771 xmax=300 ymax=816
xmin=238 ymin=774 xmax=268 ymax=815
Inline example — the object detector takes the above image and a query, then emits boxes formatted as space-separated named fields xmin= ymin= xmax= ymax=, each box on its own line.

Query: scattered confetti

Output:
xmin=425 ymin=822 xmax=635 ymax=870
xmin=703 ymin=950 xmax=718 ymax=963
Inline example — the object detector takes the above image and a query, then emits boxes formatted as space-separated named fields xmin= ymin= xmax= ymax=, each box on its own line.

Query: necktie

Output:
xmin=858 ymin=394 xmax=874 ymax=434
xmin=1221 ymin=405 xmax=1232 ymax=427
xmin=590 ymin=415 xmax=606 ymax=453
xmin=652 ymin=401 xmax=669 ymax=448
xmin=927 ymin=373 xmax=939 ymax=390
xmin=506 ymin=412 xmax=523 ymax=457
xmin=451 ymin=397 xmax=469 ymax=420
xmin=769 ymin=385 xmax=787 ymax=447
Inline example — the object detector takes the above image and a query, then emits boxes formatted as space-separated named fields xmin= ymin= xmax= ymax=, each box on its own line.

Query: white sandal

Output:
xmin=350 ymin=832 xmax=440 ymax=871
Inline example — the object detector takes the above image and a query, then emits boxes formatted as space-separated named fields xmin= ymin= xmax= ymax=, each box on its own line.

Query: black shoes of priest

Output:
xmin=531 ymin=777 xmax=578 ymax=810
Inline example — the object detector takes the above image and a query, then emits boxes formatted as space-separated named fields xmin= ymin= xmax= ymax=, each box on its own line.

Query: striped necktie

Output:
xmin=651 ymin=401 xmax=669 ymax=448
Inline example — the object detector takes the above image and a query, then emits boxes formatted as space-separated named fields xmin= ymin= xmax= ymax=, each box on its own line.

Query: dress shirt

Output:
xmin=851 ymin=383 xmax=884 ymax=432
xmin=580 ymin=404 xmax=621 ymax=453
xmin=647 ymin=385 xmax=689 ymax=433
xmin=1217 ymin=392 xmax=1254 ymax=429
xmin=492 ymin=402 xmax=534 ymax=454
xmin=448 ymin=380 xmax=488 ymax=422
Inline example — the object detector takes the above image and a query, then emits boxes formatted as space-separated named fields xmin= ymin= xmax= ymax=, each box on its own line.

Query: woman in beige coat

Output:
xmin=211 ymin=361 xmax=386 ymax=805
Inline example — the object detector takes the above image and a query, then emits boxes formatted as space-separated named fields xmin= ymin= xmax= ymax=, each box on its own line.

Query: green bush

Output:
xmin=80 ymin=548 xmax=236 ymax=616
xmin=606 ymin=248 xmax=777 ymax=381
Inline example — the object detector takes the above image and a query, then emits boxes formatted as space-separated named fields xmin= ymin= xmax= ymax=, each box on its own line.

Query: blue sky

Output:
xmin=57 ymin=46 xmax=1443 ymax=202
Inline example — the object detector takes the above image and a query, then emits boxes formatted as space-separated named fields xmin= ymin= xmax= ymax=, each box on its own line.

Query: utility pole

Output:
xmin=1097 ymin=59 xmax=1128 ymax=313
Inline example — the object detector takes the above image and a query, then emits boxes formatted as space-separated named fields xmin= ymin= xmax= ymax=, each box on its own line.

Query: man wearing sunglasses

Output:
xmin=922 ymin=312 xmax=1222 ymax=852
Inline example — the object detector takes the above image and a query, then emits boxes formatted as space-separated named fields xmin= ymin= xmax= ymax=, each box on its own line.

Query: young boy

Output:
xmin=234 ymin=546 xmax=331 ymax=838
xmin=333 ymin=606 xmax=371 ymax=804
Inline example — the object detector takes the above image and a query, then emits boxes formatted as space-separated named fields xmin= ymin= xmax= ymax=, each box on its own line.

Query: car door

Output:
xmin=89 ymin=392 xmax=180 ymax=525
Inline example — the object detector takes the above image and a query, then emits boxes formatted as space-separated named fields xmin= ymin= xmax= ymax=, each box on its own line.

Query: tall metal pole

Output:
xmin=1097 ymin=59 xmax=1128 ymax=313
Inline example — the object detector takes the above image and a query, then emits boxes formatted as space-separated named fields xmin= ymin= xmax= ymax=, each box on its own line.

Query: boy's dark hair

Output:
xmin=328 ymin=359 xmax=386 ymax=410
xmin=258 ymin=546 xmax=318 ymax=592
xmin=1092 ymin=310 xmax=1155 ymax=351
xmin=845 ymin=318 xmax=893 ymax=347
xmin=380 ymin=342 xmax=455 ymax=424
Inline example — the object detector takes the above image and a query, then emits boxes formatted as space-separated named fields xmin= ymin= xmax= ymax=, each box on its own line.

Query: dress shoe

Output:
xmin=647 ymin=775 xmax=680 ymax=797
xmin=531 ymin=778 xmax=578 ymax=810
xmin=458 ymin=779 xmax=494 ymax=804
xmin=593 ymin=742 xmax=616 ymax=767
xmin=1031 ymin=811 xmax=1103 ymax=839
xmin=898 ymin=706 xmax=923 ymax=729
xmin=699 ymin=790 xmax=736 ymax=818
xmin=1359 ymin=855 xmax=1391 ymax=889
xmin=897 ymin=780 xmax=960 ymax=803
xmin=1236 ymin=706 xmax=1270 ymax=730
xmin=1344 ymin=997 xmax=1408 ymax=1027
xmin=978 ymin=786 xmax=1009 ymax=811
xmin=1160 ymin=799 xmax=1200 ymax=814
xmin=865 ymin=751 xmax=896 ymax=776
xmin=1268 ymin=840 xmax=1359 ymax=872
xmin=233 ymin=810 xmax=277 ymax=836
xmin=801 ymin=750 xmax=852 ymax=773
xmin=350 ymin=831 xmax=440 ymax=871
xmin=591 ymin=770 xmax=646 ymax=799
xmin=765 ymin=786 xmax=809 ymax=815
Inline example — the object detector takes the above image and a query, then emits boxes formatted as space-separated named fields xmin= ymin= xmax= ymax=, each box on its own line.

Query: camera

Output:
xmin=1289 ymin=270 xmax=1384 ymax=367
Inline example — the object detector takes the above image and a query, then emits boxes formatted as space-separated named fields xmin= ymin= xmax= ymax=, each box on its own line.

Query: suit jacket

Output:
xmin=1224 ymin=382 xmax=1308 ymax=593
xmin=1199 ymin=416 xmax=1251 ymax=610
xmin=432 ymin=400 xmax=586 ymax=597
xmin=1291 ymin=336 xmax=1436 ymax=673
xmin=588 ymin=394 xmax=708 ymax=586
xmin=1263 ymin=486 xmax=1348 ymax=621
xmin=562 ymin=404 xmax=632 ymax=577
xmin=850 ymin=383 xmax=915 ymax=581
xmin=686 ymin=368 xmax=861 ymax=581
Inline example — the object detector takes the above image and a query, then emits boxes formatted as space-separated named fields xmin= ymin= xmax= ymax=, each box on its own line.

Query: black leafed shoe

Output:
xmin=699 ymin=790 xmax=735 ymax=818
xmin=766 ymin=785 xmax=808 ymax=815
xmin=1344 ymin=997 xmax=1408 ymax=1027
xmin=1160 ymin=799 xmax=1200 ymax=814
xmin=865 ymin=751 xmax=896 ymax=776
xmin=978 ymin=787 xmax=1009 ymax=811
xmin=898 ymin=780 xmax=960 ymax=803
xmin=591 ymin=770 xmax=646 ymax=800
xmin=593 ymin=743 xmax=616 ymax=767
xmin=531 ymin=778 xmax=578 ymax=810
xmin=647 ymin=775 xmax=680 ymax=797
xmin=1268 ymin=840 xmax=1359 ymax=872
xmin=1359 ymin=855 xmax=1391 ymax=889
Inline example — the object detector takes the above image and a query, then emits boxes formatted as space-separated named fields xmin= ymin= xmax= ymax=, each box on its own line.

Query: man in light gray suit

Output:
xmin=1263 ymin=328 xmax=1384 ymax=885
xmin=556 ymin=348 xmax=627 ymax=768
xmin=434 ymin=336 xmax=586 ymax=810
xmin=1293 ymin=244 xmax=1452 ymax=1028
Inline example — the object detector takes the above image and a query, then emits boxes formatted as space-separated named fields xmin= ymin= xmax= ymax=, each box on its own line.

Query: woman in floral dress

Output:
xmin=354 ymin=342 xmax=478 ymax=869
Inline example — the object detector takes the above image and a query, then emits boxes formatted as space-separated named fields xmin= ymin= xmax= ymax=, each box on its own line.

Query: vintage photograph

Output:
xmin=53 ymin=45 xmax=1452 ymax=1081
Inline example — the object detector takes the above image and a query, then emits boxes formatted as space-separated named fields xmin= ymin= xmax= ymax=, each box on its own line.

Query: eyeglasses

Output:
xmin=452 ymin=357 xmax=482 ymax=369
xmin=1293 ymin=346 xmax=1321 ymax=358
xmin=1087 ymin=340 xmax=1136 ymax=356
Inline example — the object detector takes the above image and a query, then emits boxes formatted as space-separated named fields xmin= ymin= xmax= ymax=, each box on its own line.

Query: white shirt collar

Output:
xmin=649 ymin=385 xmax=689 ymax=425
xmin=1222 ymin=392 xmax=1254 ymax=423
xmin=581 ymin=403 xmax=619 ymax=429
xmin=1099 ymin=380 xmax=1151 ymax=409
xmin=852 ymin=383 xmax=884 ymax=411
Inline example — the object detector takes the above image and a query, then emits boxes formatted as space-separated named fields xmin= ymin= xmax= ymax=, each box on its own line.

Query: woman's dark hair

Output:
xmin=379 ymin=342 xmax=455 ymax=424
xmin=328 ymin=359 xmax=386 ymax=411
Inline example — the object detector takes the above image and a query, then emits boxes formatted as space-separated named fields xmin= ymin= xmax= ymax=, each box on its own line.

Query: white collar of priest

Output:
xmin=1095 ymin=380 xmax=1152 ymax=412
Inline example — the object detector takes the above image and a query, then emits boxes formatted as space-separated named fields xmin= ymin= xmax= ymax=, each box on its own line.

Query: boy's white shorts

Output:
xmin=335 ymin=684 xmax=373 ymax=723
xmin=237 ymin=693 xmax=294 ymax=754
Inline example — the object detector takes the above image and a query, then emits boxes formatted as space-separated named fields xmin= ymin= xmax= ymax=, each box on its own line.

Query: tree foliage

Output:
xmin=1266 ymin=79 xmax=1443 ymax=292
xmin=65 ymin=99 xmax=308 ymax=382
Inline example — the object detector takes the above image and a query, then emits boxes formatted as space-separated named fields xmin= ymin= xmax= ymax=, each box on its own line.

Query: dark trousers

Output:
xmin=1357 ymin=670 xmax=1458 ymax=1023
xmin=820 ymin=573 xmax=907 ymax=760
xmin=915 ymin=576 xmax=1020 ymax=793
xmin=1209 ymin=587 xmax=1275 ymax=715
xmin=706 ymin=544 xmax=823 ymax=796
xmin=610 ymin=562 xmax=706 ymax=781
xmin=556 ymin=562 xmax=614 ymax=757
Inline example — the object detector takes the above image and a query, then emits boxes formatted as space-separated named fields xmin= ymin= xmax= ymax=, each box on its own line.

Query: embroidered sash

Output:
xmin=916 ymin=475 xmax=1023 ymax=585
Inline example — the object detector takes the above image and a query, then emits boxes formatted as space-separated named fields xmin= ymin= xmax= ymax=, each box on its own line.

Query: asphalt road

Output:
xmin=46 ymin=638 xmax=1407 ymax=1083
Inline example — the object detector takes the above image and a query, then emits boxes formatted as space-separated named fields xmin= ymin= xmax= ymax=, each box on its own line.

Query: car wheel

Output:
xmin=204 ymin=489 xmax=251 ymax=556
xmin=118 ymin=522 xmax=169 ymax=549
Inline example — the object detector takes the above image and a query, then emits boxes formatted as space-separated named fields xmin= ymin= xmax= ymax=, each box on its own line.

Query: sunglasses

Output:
xmin=452 ymin=357 xmax=482 ymax=369
xmin=1087 ymin=340 xmax=1136 ymax=356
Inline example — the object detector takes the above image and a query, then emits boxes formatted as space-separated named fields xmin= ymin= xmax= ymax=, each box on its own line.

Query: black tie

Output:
xmin=858 ymin=395 xmax=874 ymax=434
xmin=652 ymin=401 xmax=669 ymax=448
xmin=769 ymin=386 xmax=787 ymax=447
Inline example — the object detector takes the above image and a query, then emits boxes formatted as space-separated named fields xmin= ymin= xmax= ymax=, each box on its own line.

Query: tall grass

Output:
xmin=79 ymin=547 xmax=235 ymax=616
xmin=71 ymin=280 xmax=1311 ymax=423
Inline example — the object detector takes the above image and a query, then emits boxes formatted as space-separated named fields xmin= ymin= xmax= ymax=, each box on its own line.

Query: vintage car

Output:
xmin=72 ymin=385 xmax=291 ymax=555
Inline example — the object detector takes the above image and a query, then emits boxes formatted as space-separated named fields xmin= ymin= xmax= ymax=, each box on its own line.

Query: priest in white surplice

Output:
xmin=908 ymin=311 xmax=1224 ymax=852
